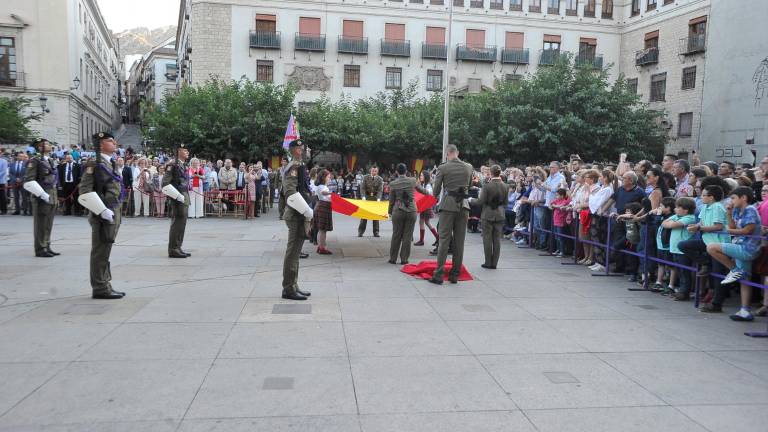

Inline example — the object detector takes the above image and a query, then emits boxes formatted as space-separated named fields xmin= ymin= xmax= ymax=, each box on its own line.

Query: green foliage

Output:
xmin=143 ymin=63 xmax=666 ymax=165
xmin=0 ymin=97 xmax=41 ymax=144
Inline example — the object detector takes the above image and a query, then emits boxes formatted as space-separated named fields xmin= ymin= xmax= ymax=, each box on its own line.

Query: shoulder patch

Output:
xmin=27 ymin=162 xmax=34 ymax=168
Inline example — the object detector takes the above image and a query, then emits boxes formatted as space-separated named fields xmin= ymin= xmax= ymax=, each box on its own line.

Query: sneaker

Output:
xmin=591 ymin=264 xmax=606 ymax=272
xmin=650 ymin=282 xmax=664 ymax=293
xmin=556 ymin=252 xmax=565 ymax=258
xmin=515 ymin=239 xmax=526 ymax=245
xmin=700 ymin=303 xmax=722 ymax=313
xmin=588 ymin=263 xmax=600 ymax=270
xmin=551 ymin=251 xmax=561 ymax=256
xmin=673 ymin=292 xmax=690 ymax=301
xmin=721 ymin=269 xmax=744 ymax=285
xmin=730 ymin=309 xmax=755 ymax=321
xmin=661 ymin=285 xmax=673 ymax=296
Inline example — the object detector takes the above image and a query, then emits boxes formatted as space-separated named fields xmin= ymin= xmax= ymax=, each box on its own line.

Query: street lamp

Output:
xmin=95 ymin=90 xmax=102 ymax=101
xmin=70 ymin=77 xmax=81 ymax=90
xmin=441 ymin=1 xmax=454 ymax=163
xmin=38 ymin=94 xmax=49 ymax=113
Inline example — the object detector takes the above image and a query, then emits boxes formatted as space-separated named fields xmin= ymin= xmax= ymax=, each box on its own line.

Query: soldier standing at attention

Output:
xmin=388 ymin=163 xmax=426 ymax=265
xmin=358 ymin=165 xmax=384 ymax=237
xmin=78 ymin=132 xmax=126 ymax=299
xmin=23 ymin=138 xmax=59 ymax=257
xmin=475 ymin=164 xmax=508 ymax=269
xmin=281 ymin=140 xmax=314 ymax=300
xmin=277 ymin=156 xmax=289 ymax=219
xmin=161 ymin=145 xmax=191 ymax=258
xmin=429 ymin=144 xmax=474 ymax=285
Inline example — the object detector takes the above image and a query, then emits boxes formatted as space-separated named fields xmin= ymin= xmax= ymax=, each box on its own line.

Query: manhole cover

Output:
xmin=543 ymin=371 xmax=580 ymax=384
xmin=272 ymin=304 xmax=312 ymax=314
xmin=262 ymin=377 xmax=294 ymax=390
xmin=462 ymin=304 xmax=495 ymax=313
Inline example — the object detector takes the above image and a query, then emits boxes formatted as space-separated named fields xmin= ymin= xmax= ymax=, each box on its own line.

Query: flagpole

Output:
xmin=441 ymin=1 xmax=453 ymax=163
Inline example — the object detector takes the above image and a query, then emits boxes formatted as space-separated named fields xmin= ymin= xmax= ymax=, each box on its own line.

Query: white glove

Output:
xmin=362 ymin=196 xmax=366 ymax=200
xmin=176 ymin=194 xmax=185 ymax=203
xmin=40 ymin=192 xmax=51 ymax=203
xmin=377 ymin=198 xmax=381 ymax=201
xmin=100 ymin=209 xmax=114 ymax=223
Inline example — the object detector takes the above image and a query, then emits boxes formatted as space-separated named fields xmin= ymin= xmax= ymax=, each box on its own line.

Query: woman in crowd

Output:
xmin=152 ymin=165 xmax=166 ymax=217
xmin=245 ymin=164 xmax=258 ymax=218
xmin=187 ymin=157 xmax=205 ymax=219
xmin=587 ymin=170 xmax=616 ymax=272
xmin=135 ymin=157 xmax=152 ymax=217
xmin=414 ymin=170 xmax=438 ymax=246
xmin=314 ymin=169 xmax=333 ymax=254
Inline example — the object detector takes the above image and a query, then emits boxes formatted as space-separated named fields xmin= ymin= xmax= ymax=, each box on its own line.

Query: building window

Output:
xmin=681 ymin=66 xmax=696 ymax=90
xmin=645 ymin=32 xmax=659 ymax=49
xmin=454 ymin=0 xmax=464 ymax=6
xmin=470 ymin=1 xmax=484 ymax=8
xmin=647 ymin=0 xmax=657 ymax=11
xmin=584 ymin=0 xmax=596 ymax=17
xmin=255 ymin=15 xmax=277 ymax=33
xmin=631 ymin=0 xmax=640 ymax=16
xmin=565 ymin=0 xmax=578 ymax=16
xmin=490 ymin=0 xmax=504 ymax=9
xmin=650 ymin=72 xmax=666 ymax=102
xmin=386 ymin=67 xmax=402 ymax=89
xmin=689 ymin=19 xmax=706 ymax=38
xmin=256 ymin=60 xmax=273 ymax=82
xmin=468 ymin=78 xmax=482 ymax=93
xmin=427 ymin=69 xmax=443 ymax=91
xmin=344 ymin=65 xmax=360 ymax=87
xmin=664 ymin=0 xmax=674 ymax=4
xmin=548 ymin=0 xmax=560 ymax=14
xmin=430 ymin=0 xmax=444 ymax=5
xmin=678 ymin=112 xmax=693 ymax=137
xmin=510 ymin=0 xmax=523 ymax=11
xmin=601 ymin=0 xmax=613 ymax=18
xmin=626 ymin=78 xmax=638 ymax=94
xmin=0 ymin=37 xmax=18 ymax=86
xmin=529 ymin=0 xmax=542 ymax=13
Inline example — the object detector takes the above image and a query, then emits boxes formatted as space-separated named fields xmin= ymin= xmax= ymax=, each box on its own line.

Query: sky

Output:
xmin=97 ymin=0 xmax=179 ymax=32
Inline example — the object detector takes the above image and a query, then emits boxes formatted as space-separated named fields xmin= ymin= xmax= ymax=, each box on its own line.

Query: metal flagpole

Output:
xmin=441 ymin=0 xmax=453 ymax=163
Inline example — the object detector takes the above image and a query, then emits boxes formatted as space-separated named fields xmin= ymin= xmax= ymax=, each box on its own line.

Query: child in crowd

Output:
xmin=706 ymin=186 xmax=762 ymax=321
xmin=661 ymin=197 xmax=697 ymax=300
xmin=314 ymin=169 xmax=333 ymax=255
xmin=550 ymin=188 xmax=571 ymax=257
xmin=653 ymin=197 xmax=677 ymax=293
xmin=623 ymin=202 xmax=643 ymax=282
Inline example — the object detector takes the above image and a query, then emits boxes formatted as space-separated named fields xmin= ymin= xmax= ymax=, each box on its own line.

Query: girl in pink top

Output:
xmin=551 ymin=188 xmax=572 ymax=257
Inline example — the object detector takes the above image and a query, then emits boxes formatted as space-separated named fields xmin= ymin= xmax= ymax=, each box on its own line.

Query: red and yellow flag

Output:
xmin=330 ymin=191 xmax=436 ymax=221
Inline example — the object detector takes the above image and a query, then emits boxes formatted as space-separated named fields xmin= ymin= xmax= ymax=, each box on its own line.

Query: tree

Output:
xmin=0 ymin=97 xmax=41 ymax=144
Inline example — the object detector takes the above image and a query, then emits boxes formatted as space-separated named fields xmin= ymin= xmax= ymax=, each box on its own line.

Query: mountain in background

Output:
xmin=114 ymin=25 xmax=176 ymax=57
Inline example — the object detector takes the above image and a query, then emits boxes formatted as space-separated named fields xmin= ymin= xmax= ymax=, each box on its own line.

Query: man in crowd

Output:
xmin=219 ymin=159 xmax=237 ymax=190
xmin=118 ymin=157 xmax=131 ymax=214
xmin=0 ymin=150 xmax=8 ymax=215
xmin=281 ymin=140 xmax=313 ymax=300
xmin=607 ymin=172 xmax=645 ymax=277
xmin=718 ymin=161 xmax=735 ymax=178
xmin=78 ymin=132 xmax=127 ymax=299
xmin=358 ymin=165 xmax=384 ymax=237
xmin=9 ymin=152 xmax=30 ymax=215
xmin=536 ymin=161 xmax=566 ymax=249
xmin=429 ymin=144 xmax=474 ymax=285
xmin=662 ymin=154 xmax=677 ymax=173
xmin=57 ymin=153 xmax=81 ymax=215
xmin=673 ymin=159 xmax=692 ymax=198
xmin=162 ymin=144 xmax=191 ymax=258
xmin=23 ymin=138 xmax=59 ymax=257
xmin=236 ymin=162 xmax=247 ymax=190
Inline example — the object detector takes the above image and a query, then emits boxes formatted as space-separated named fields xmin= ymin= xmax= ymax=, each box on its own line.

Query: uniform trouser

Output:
xmin=0 ymin=185 xmax=7 ymax=213
xmin=482 ymin=219 xmax=504 ymax=268
xmin=168 ymin=193 xmax=189 ymax=253
xmin=89 ymin=213 xmax=121 ymax=295
xmin=278 ymin=193 xmax=286 ymax=218
xmin=188 ymin=186 xmax=204 ymax=218
xmin=433 ymin=209 xmax=469 ymax=280
xmin=282 ymin=217 xmax=306 ymax=295
xmin=31 ymin=198 xmax=56 ymax=253
xmin=390 ymin=210 xmax=417 ymax=262
xmin=358 ymin=218 xmax=380 ymax=235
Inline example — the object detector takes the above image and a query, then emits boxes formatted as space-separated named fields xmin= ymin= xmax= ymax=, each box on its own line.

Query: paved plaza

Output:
xmin=0 ymin=212 xmax=767 ymax=431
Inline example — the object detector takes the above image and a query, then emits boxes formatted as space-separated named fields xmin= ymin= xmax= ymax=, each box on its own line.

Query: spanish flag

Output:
xmin=330 ymin=191 xmax=437 ymax=221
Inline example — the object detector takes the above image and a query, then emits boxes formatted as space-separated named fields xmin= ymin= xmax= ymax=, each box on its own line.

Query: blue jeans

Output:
xmin=554 ymin=226 xmax=567 ymax=253
xmin=721 ymin=243 xmax=759 ymax=274
xmin=534 ymin=206 xmax=549 ymax=247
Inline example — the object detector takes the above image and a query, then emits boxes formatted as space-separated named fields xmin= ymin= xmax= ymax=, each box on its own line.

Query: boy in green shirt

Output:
xmin=661 ymin=197 xmax=697 ymax=300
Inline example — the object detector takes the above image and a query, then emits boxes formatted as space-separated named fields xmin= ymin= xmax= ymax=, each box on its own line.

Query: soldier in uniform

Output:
xmin=78 ymin=132 xmax=127 ymax=299
xmin=161 ymin=144 xmax=191 ymax=258
xmin=429 ymin=144 xmax=474 ymax=285
xmin=23 ymin=138 xmax=59 ymax=257
xmin=277 ymin=157 xmax=288 ymax=219
xmin=474 ymin=164 xmax=508 ymax=269
xmin=281 ymin=140 xmax=314 ymax=300
xmin=388 ymin=163 xmax=426 ymax=265
xmin=358 ymin=165 xmax=384 ymax=237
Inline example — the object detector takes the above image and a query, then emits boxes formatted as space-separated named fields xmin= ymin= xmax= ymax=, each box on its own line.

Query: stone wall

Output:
xmin=190 ymin=1 xmax=232 ymax=84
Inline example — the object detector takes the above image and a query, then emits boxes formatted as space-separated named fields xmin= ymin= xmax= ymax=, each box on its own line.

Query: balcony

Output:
xmin=547 ymin=6 xmax=560 ymax=14
xmin=422 ymin=43 xmax=447 ymax=59
xmin=680 ymin=34 xmax=706 ymax=55
xmin=539 ymin=49 xmax=567 ymax=65
xmin=249 ymin=31 xmax=281 ymax=49
xmin=470 ymin=0 xmax=484 ymax=7
xmin=635 ymin=47 xmax=659 ymax=66
xmin=0 ymin=71 xmax=24 ymax=88
xmin=501 ymin=48 xmax=530 ymax=64
xmin=381 ymin=39 xmax=410 ymax=57
xmin=456 ymin=44 xmax=497 ymax=62
xmin=295 ymin=33 xmax=326 ymax=51
xmin=338 ymin=36 xmax=368 ymax=54
xmin=575 ymin=53 xmax=604 ymax=69
xmin=529 ymin=5 xmax=541 ymax=12
xmin=490 ymin=0 xmax=504 ymax=9
xmin=510 ymin=2 xmax=523 ymax=11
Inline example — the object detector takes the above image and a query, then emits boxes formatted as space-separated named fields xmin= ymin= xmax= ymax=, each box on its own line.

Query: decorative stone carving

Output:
xmin=287 ymin=66 xmax=330 ymax=91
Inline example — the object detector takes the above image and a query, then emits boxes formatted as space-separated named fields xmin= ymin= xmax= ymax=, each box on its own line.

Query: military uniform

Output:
xmin=162 ymin=158 xmax=190 ymax=257
xmin=430 ymin=158 xmax=474 ymax=284
xmin=476 ymin=178 xmax=508 ymax=269
xmin=24 ymin=154 xmax=58 ymax=256
xmin=281 ymin=159 xmax=312 ymax=298
xmin=79 ymin=153 xmax=126 ymax=297
xmin=387 ymin=175 xmax=425 ymax=264
xmin=358 ymin=173 xmax=384 ymax=236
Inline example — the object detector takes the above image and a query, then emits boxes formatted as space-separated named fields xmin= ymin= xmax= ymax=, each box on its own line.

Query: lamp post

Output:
xmin=441 ymin=1 xmax=454 ymax=163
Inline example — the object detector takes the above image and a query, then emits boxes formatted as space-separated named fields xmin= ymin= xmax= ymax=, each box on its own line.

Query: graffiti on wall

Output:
xmin=755 ymin=57 xmax=768 ymax=109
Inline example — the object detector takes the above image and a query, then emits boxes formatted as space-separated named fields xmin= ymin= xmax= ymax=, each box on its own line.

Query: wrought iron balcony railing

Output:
xmin=338 ymin=36 xmax=368 ymax=54
xmin=422 ymin=43 xmax=448 ymax=59
xmin=249 ymin=31 xmax=281 ymax=49
xmin=381 ymin=39 xmax=410 ymax=57
xmin=456 ymin=44 xmax=497 ymax=62
xmin=501 ymin=48 xmax=530 ymax=64
xmin=680 ymin=34 xmax=706 ymax=55
xmin=295 ymin=33 xmax=326 ymax=51
xmin=575 ymin=53 xmax=604 ymax=69
xmin=635 ymin=47 xmax=659 ymax=66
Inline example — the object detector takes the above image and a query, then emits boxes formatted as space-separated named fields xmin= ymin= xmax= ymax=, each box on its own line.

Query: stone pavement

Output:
xmin=0 ymin=211 xmax=766 ymax=432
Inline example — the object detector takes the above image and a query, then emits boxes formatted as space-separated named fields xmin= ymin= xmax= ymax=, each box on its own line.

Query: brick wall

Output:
xmin=190 ymin=2 xmax=232 ymax=84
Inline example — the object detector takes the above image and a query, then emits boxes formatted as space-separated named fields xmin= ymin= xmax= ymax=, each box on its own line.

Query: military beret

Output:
xmin=92 ymin=132 xmax=114 ymax=141
xmin=288 ymin=139 xmax=303 ymax=149
xmin=32 ymin=138 xmax=48 ymax=145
